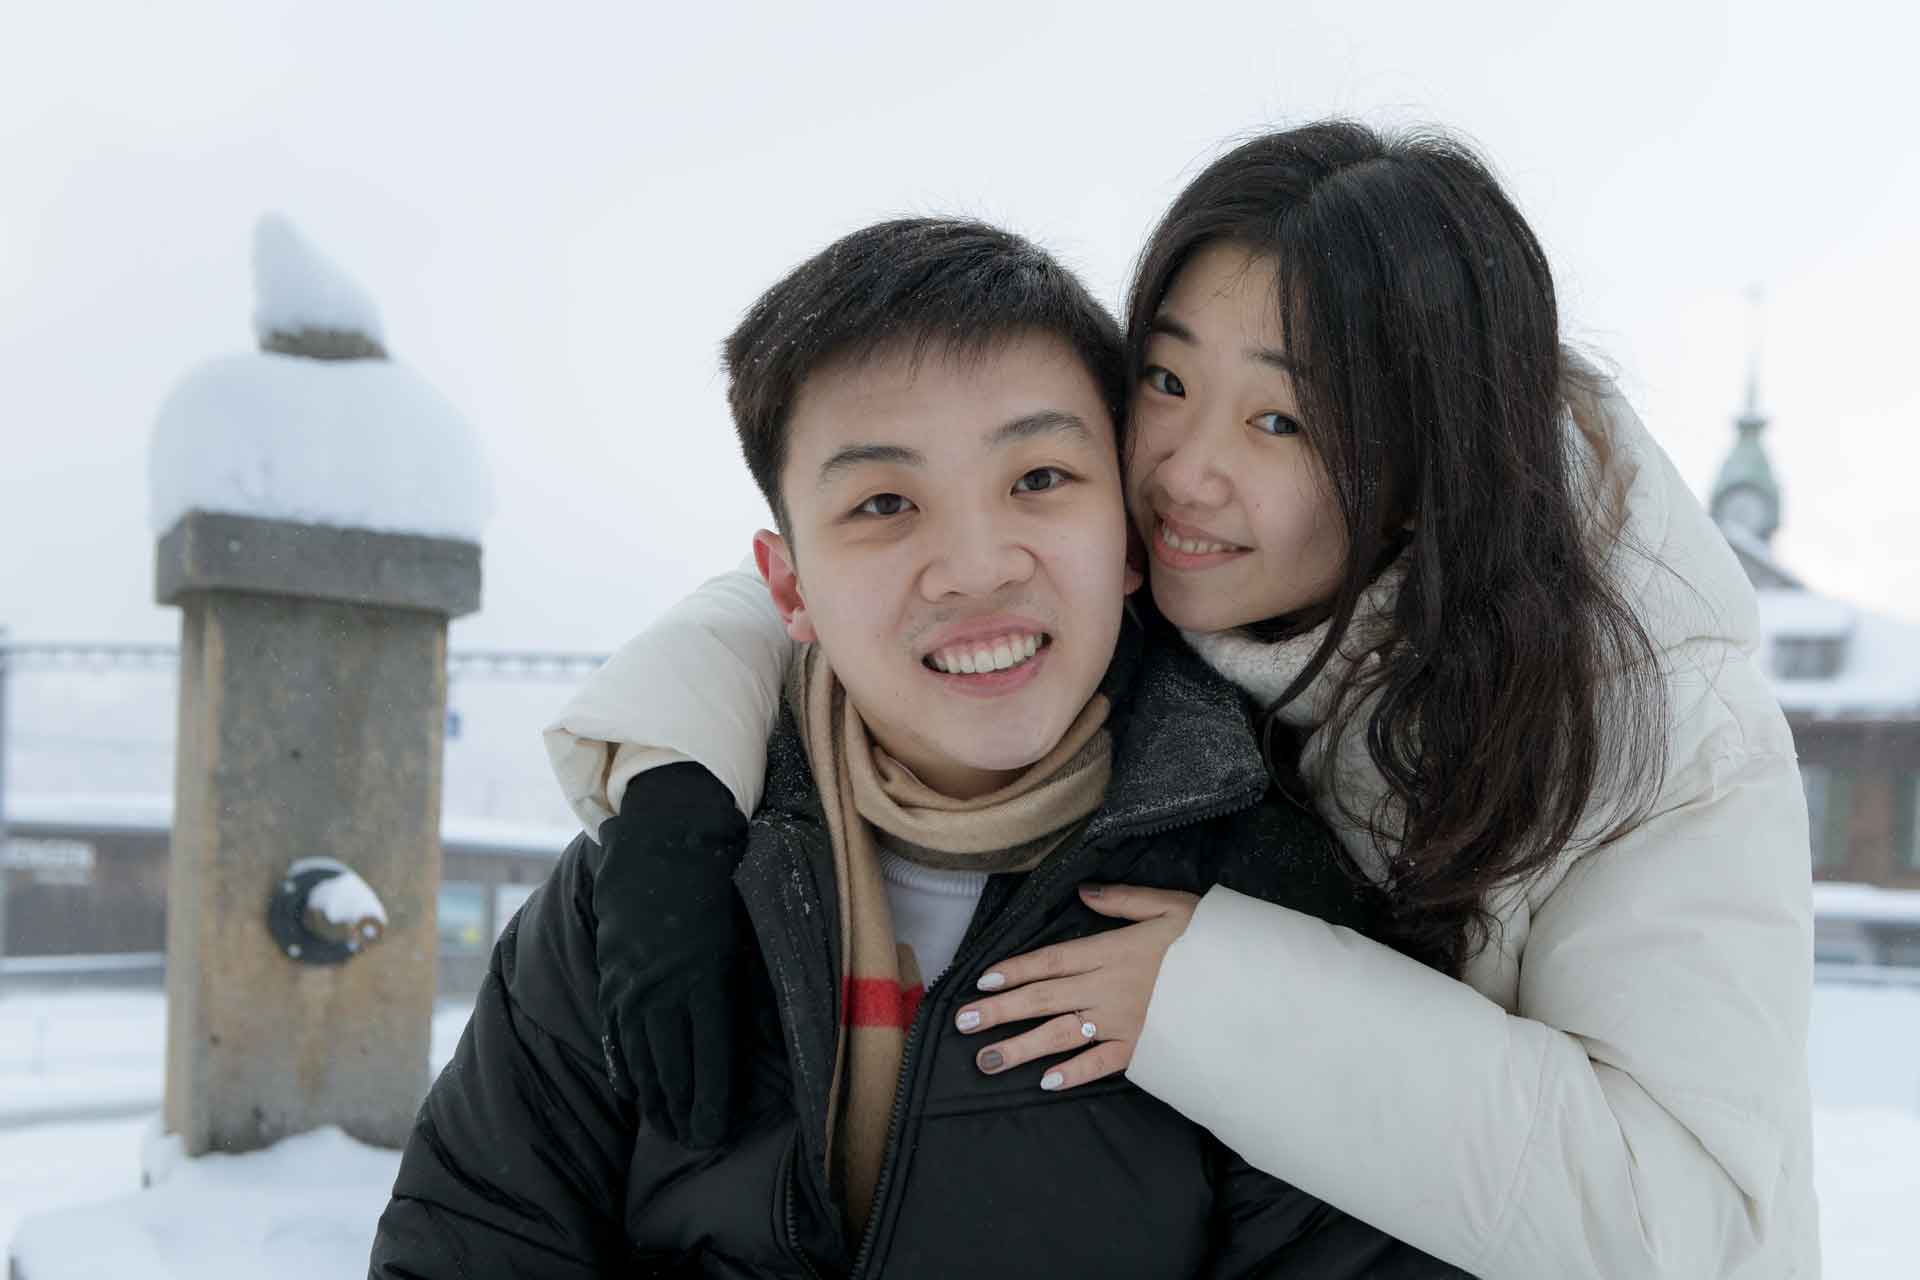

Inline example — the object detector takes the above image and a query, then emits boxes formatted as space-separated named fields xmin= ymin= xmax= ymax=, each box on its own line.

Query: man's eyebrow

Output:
xmin=989 ymin=409 xmax=1092 ymax=448
xmin=816 ymin=443 xmax=924 ymax=488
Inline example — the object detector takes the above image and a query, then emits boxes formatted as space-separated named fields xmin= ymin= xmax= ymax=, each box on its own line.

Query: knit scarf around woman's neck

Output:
xmin=1181 ymin=560 xmax=1408 ymax=884
xmin=786 ymin=642 xmax=1112 ymax=1236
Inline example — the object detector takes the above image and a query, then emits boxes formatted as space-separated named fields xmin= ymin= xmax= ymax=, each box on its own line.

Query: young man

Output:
xmin=370 ymin=220 xmax=1459 ymax=1278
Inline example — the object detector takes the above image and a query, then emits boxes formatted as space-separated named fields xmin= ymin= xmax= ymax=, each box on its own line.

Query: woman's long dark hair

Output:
xmin=1127 ymin=122 xmax=1668 ymax=976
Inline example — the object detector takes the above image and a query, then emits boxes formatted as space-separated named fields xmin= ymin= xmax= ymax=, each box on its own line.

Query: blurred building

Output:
xmin=1707 ymin=364 xmax=1920 ymax=966
xmin=1 ymin=795 xmax=564 ymax=994
xmin=0 ymin=658 xmax=588 ymax=994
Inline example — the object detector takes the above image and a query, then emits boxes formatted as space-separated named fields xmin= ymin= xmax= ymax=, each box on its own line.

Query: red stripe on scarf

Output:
xmin=844 ymin=977 xmax=925 ymax=1029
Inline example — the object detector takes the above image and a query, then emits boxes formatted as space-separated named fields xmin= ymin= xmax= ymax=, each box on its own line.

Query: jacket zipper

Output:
xmin=739 ymin=828 xmax=836 ymax=1280
xmin=779 ymin=1139 xmax=825 ymax=1280
xmin=844 ymin=781 xmax=1267 ymax=1278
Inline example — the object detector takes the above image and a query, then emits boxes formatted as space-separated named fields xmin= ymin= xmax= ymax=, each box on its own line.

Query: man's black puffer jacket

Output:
xmin=370 ymin=625 xmax=1468 ymax=1279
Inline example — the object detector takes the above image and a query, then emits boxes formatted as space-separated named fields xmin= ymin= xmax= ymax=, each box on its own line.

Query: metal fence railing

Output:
xmin=1814 ymin=960 xmax=1920 ymax=989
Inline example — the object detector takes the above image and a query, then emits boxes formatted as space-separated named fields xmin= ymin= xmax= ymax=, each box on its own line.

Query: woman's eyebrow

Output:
xmin=1152 ymin=312 xmax=1294 ymax=372
xmin=1247 ymin=345 xmax=1297 ymax=373
xmin=1147 ymin=316 xmax=1195 ymax=343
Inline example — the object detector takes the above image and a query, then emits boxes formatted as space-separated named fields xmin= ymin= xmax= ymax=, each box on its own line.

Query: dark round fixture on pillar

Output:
xmin=266 ymin=857 xmax=388 ymax=966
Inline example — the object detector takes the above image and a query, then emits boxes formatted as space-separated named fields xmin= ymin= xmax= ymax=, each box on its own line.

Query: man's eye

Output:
xmin=855 ymin=493 xmax=914 ymax=517
xmin=1250 ymin=412 xmax=1302 ymax=437
xmin=1013 ymin=467 xmax=1072 ymax=494
xmin=1144 ymin=366 xmax=1186 ymax=397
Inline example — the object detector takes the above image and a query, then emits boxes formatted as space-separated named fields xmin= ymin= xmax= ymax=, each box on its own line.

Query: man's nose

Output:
xmin=921 ymin=507 xmax=1035 ymax=600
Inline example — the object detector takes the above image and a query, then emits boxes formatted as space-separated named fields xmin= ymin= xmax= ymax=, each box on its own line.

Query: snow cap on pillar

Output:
xmin=251 ymin=213 xmax=389 ymax=361
xmin=147 ymin=213 xmax=493 ymax=543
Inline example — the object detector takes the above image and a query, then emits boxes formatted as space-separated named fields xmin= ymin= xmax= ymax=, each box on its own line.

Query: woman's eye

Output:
xmin=1250 ymin=412 xmax=1302 ymax=437
xmin=1144 ymin=365 xmax=1186 ymax=397
xmin=1013 ymin=467 xmax=1072 ymax=494
xmin=855 ymin=493 xmax=914 ymax=517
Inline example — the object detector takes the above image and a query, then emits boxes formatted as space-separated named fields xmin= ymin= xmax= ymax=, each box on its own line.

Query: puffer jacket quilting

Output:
xmin=374 ymin=627 xmax=1467 ymax=1278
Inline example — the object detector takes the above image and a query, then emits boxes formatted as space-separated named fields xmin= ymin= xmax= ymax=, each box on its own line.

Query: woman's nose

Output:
xmin=1143 ymin=419 xmax=1234 ymax=511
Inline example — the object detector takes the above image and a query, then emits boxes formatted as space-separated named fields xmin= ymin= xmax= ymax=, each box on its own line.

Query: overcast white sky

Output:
xmin=3 ymin=0 xmax=1916 ymax=654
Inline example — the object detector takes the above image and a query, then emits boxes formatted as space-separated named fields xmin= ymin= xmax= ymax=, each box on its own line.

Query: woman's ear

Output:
xmin=753 ymin=529 xmax=817 ymax=643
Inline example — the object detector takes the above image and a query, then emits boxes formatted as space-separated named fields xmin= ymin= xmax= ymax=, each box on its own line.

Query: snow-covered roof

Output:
xmin=1757 ymin=589 xmax=1857 ymax=639
xmin=1718 ymin=523 xmax=1802 ymax=589
xmin=1758 ymin=593 xmax=1920 ymax=721
xmin=147 ymin=215 xmax=493 ymax=543
xmin=1813 ymin=882 xmax=1920 ymax=925
xmin=4 ymin=793 xmax=578 ymax=857
xmin=5 ymin=793 xmax=172 ymax=831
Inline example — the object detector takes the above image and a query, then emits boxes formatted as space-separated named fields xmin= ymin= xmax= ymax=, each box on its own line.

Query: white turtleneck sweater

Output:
xmin=875 ymin=848 xmax=988 ymax=986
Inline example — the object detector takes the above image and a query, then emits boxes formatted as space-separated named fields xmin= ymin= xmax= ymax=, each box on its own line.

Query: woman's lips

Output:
xmin=1150 ymin=516 xmax=1250 ymax=570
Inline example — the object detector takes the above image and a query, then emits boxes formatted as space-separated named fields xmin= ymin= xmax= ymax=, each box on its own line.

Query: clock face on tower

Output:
xmin=1717 ymin=486 xmax=1772 ymax=534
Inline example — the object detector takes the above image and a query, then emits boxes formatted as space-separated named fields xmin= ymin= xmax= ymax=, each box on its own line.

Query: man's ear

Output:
xmin=753 ymin=529 xmax=817 ymax=643
xmin=1123 ymin=523 xmax=1147 ymax=596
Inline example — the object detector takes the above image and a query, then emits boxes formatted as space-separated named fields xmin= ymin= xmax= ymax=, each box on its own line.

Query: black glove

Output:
xmin=592 ymin=761 xmax=748 ymax=1148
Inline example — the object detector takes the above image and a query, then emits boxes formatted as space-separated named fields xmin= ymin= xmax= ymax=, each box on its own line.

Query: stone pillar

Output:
xmin=157 ymin=510 xmax=479 ymax=1154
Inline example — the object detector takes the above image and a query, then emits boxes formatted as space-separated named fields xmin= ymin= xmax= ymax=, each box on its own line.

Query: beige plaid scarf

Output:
xmin=787 ymin=643 xmax=1112 ymax=1235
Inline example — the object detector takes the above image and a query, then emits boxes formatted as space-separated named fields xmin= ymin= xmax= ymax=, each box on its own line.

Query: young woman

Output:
xmin=547 ymin=122 xmax=1817 ymax=1277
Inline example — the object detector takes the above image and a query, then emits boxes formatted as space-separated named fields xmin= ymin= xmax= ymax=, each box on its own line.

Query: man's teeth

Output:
xmin=1158 ymin=520 xmax=1239 ymax=555
xmin=926 ymin=633 xmax=1043 ymax=675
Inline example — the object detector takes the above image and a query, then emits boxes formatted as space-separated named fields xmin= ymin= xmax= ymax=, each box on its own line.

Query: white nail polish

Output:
xmin=977 ymin=972 xmax=1006 ymax=992
xmin=1040 ymin=1072 xmax=1064 ymax=1091
xmin=956 ymin=1010 xmax=981 ymax=1031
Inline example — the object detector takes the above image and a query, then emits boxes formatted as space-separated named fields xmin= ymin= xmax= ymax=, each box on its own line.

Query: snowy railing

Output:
xmin=1814 ymin=961 xmax=1920 ymax=989
xmin=0 ymin=639 xmax=612 ymax=679
xmin=0 ymin=952 xmax=165 ymax=976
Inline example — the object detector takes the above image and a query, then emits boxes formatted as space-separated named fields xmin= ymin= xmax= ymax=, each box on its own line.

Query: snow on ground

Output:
xmin=0 ymin=987 xmax=474 ymax=1128
xmin=3 ymin=982 xmax=1918 ymax=1274
xmin=0 ymin=987 xmax=474 ymax=1271
xmin=0 ymin=1115 xmax=149 ymax=1264
xmin=10 ymin=1123 xmax=401 ymax=1279
xmin=0 ymin=991 xmax=172 ymax=1127
xmin=1817 ymin=1107 xmax=1920 ymax=1278
xmin=1809 ymin=980 xmax=1920 ymax=1115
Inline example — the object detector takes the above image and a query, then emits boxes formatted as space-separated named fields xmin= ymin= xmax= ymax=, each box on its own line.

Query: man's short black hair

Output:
xmin=724 ymin=218 xmax=1126 ymax=529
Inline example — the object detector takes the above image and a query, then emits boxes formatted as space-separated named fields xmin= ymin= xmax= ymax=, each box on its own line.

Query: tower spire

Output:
xmin=1740 ymin=284 xmax=1765 ymax=429
xmin=1710 ymin=284 xmax=1781 ymax=545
